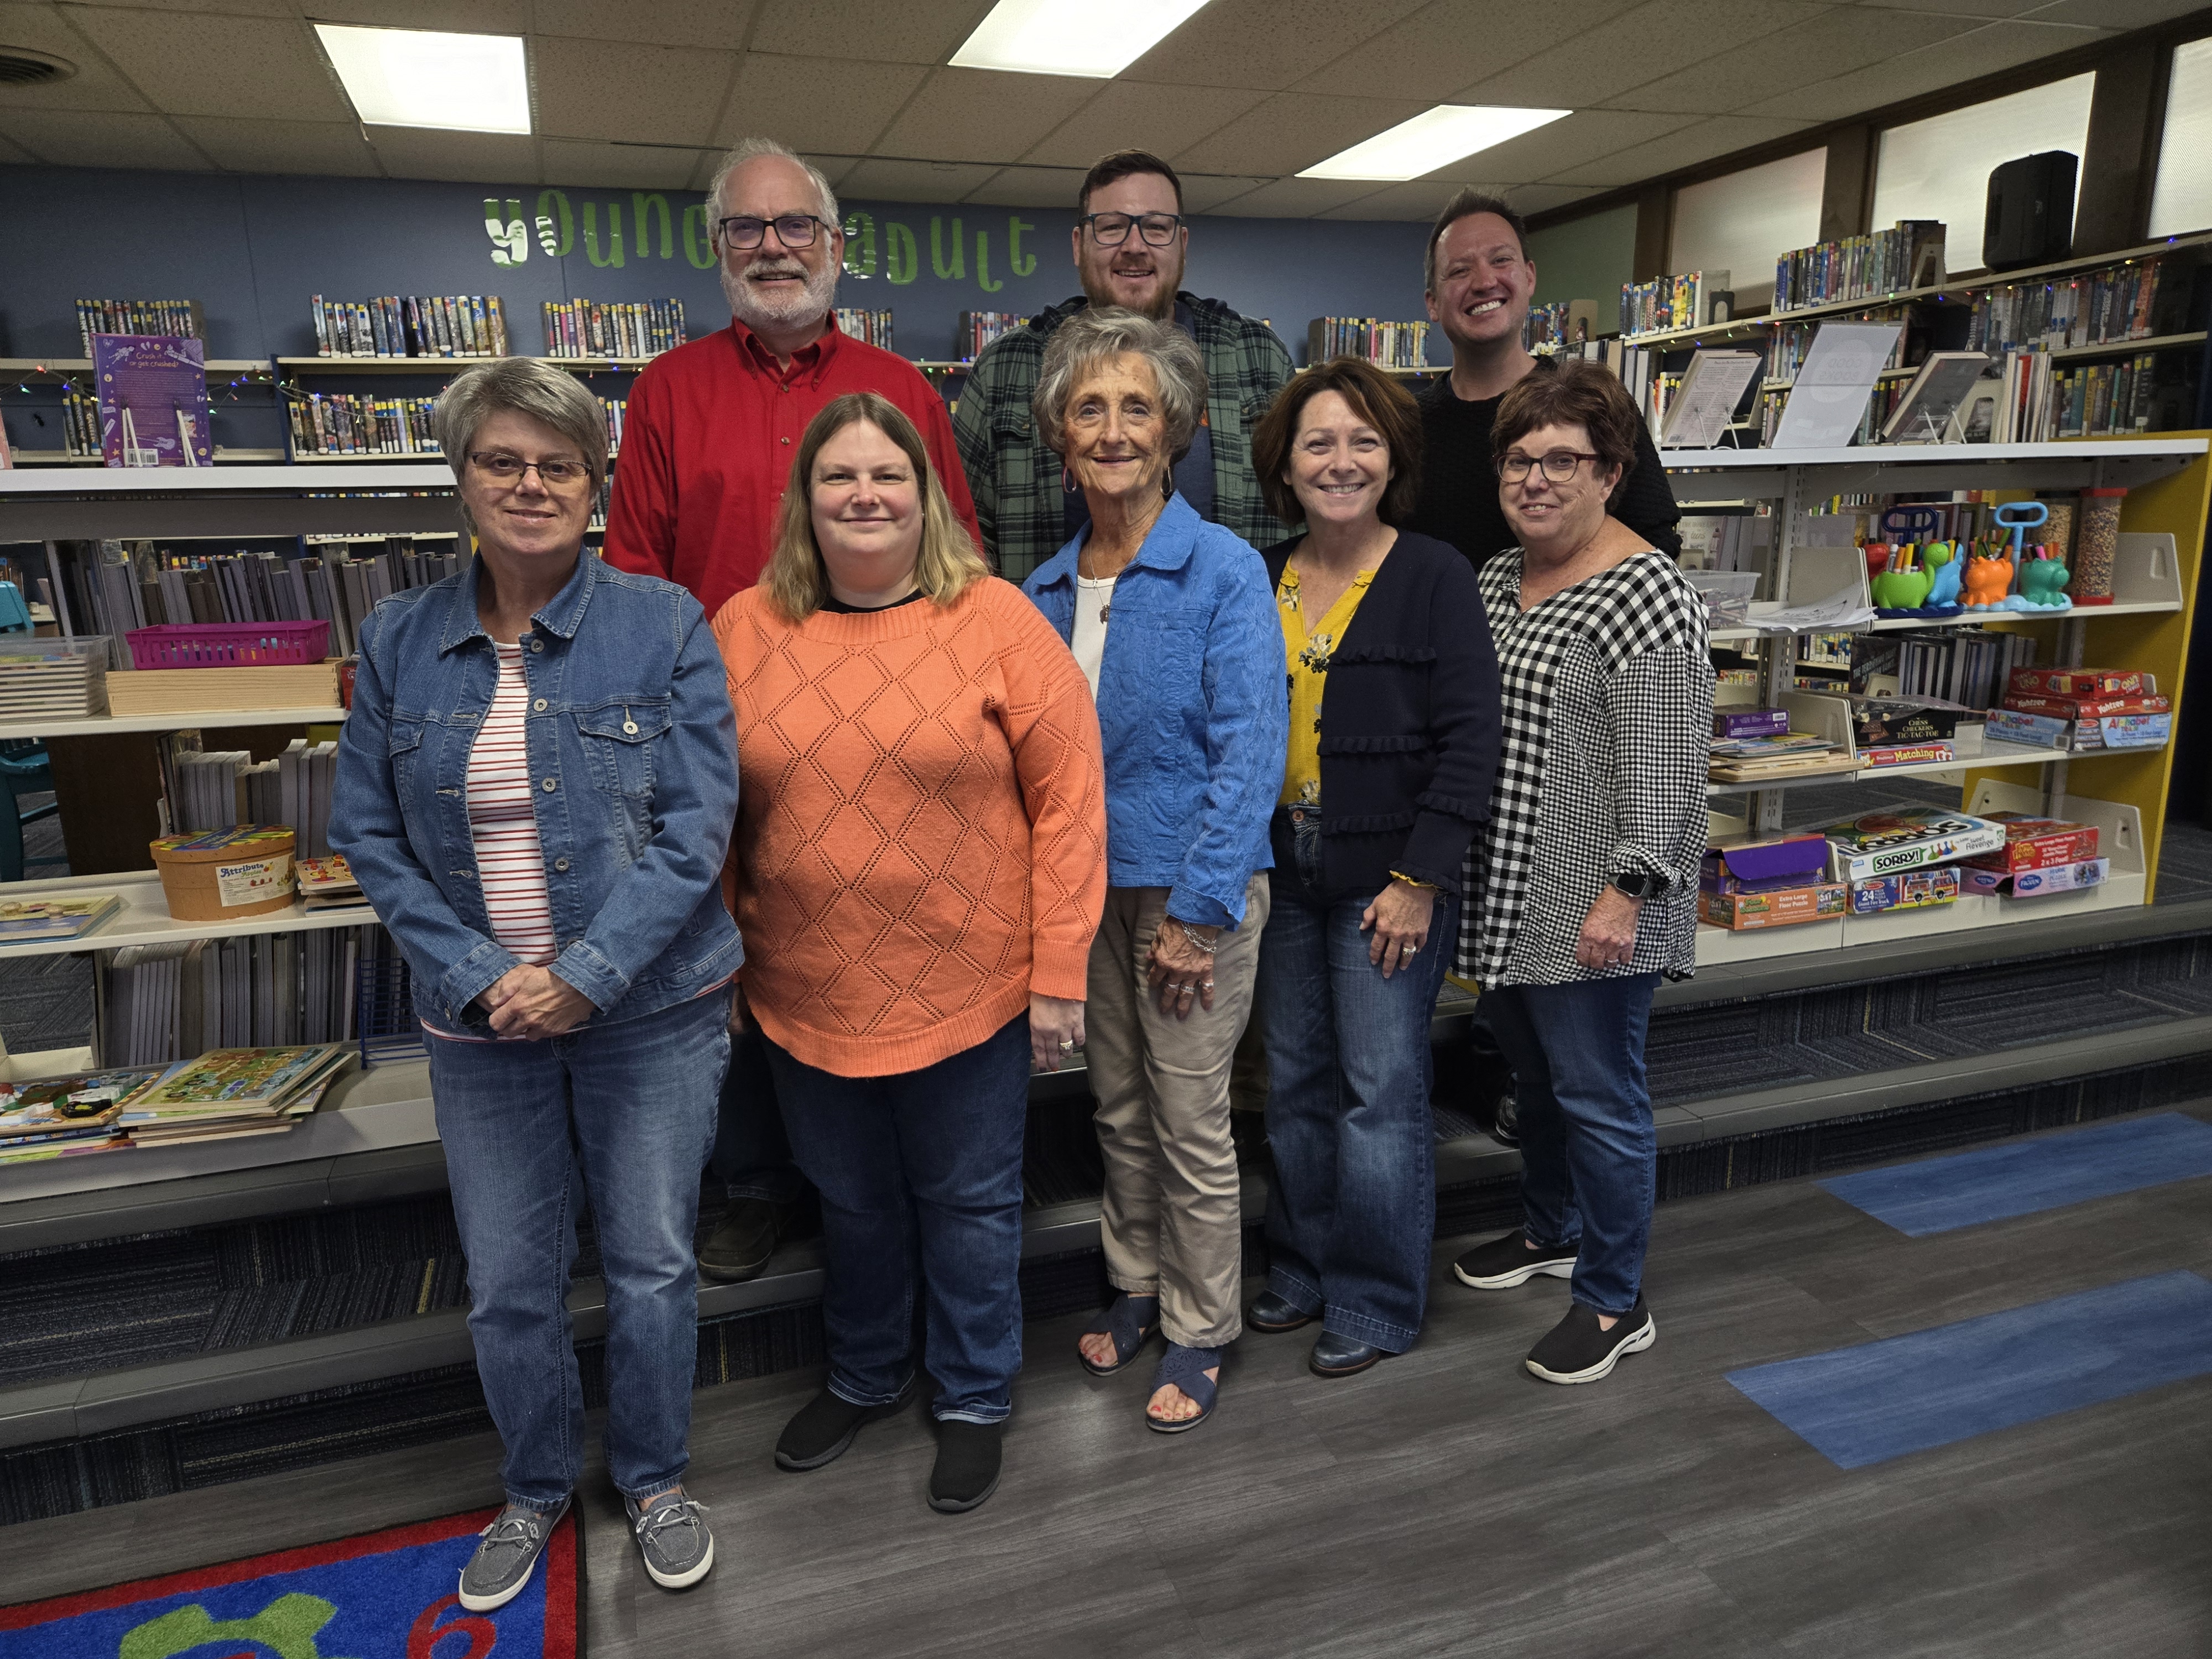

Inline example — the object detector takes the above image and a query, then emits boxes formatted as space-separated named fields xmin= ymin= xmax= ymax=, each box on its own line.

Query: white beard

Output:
xmin=723 ymin=253 xmax=839 ymax=333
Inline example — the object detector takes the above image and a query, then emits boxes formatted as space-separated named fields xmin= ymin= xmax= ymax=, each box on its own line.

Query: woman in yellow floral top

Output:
xmin=1247 ymin=358 xmax=1501 ymax=1380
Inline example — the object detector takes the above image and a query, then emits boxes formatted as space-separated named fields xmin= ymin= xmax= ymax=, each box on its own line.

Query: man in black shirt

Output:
xmin=1410 ymin=190 xmax=1681 ymax=569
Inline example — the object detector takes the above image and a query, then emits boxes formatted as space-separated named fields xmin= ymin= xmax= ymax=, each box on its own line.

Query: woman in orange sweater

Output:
xmin=713 ymin=392 xmax=1107 ymax=1515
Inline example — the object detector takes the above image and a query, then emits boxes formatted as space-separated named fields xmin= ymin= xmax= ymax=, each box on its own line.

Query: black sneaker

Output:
xmin=1452 ymin=1229 xmax=1578 ymax=1290
xmin=1525 ymin=1297 xmax=1655 ymax=1385
xmin=927 ymin=1421 xmax=1003 ymax=1514
xmin=775 ymin=1381 xmax=912 ymax=1472
xmin=699 ymin=1198 xmax=786 ymax=1282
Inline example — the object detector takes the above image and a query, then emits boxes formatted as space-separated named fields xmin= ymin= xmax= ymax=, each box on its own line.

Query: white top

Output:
xmin=1072 ymin=575 xmax=1115 ymax=700
xmin=466 ymin=641 xmax=557 ymax=969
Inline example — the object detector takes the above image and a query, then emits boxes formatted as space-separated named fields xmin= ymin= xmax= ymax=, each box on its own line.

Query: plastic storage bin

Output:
xmin=126 ymin=620 xmax=331 ymax=670
xmin=0 ymin=634 xmax=111 ymax=718
xmin=1683 ymin=569 xmax=1759 ymax=626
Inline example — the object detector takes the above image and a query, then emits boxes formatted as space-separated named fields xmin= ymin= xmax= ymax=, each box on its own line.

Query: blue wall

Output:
xmin=0 ymin=165 xmax=1441 ymax=458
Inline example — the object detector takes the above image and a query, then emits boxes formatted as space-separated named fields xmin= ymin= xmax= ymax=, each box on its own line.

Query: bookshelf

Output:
xmin=0 ymin=868 xmax=369 ymax=958
xmin=274 ymin=355 xmax=656 ymax=375
xmin=0 ymin=707 xmax=346 ymax=743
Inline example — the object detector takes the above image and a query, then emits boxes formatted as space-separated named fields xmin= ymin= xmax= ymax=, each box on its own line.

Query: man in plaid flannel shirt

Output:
xmin=953 ymin=149 xmax=1295 ymax=582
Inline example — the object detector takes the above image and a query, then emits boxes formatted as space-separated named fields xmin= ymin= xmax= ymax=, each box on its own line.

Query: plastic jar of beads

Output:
xmin=2073 ymin=487 xmax=2126 ymax=605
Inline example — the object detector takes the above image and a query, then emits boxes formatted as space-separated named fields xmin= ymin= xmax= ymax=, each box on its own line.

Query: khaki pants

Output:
xmin=1084 ymin=877 xmax=1269 ymax=1348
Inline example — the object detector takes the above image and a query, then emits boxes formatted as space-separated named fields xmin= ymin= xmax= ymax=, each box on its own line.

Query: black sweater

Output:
xmin=1262 ymin=531 xmax=1502 ymax=901
xmin=1408 ymin=363 xmax=1683 ymax=571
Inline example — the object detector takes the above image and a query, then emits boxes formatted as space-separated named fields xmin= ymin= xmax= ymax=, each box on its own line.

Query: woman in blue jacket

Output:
xmin=333 ymin=359 xmax=739 ymax=1611
xmin=1024 ymin=308 xmax=1287 ymax=1435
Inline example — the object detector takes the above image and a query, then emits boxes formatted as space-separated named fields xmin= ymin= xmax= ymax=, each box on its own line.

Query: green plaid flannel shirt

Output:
xmin=952 ymin=292 xmax=1296 ymax=581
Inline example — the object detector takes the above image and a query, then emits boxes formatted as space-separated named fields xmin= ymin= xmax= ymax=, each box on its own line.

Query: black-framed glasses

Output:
xmin=1081 ymin=212 xmax=1184 ymax=248
xmin=1498 ymin=450 xmax=1600 ymax=484
xmin=715 ymin=213 xmax=830 ymax=251
xmin=469 ymin=451 xmax=591 ymax=487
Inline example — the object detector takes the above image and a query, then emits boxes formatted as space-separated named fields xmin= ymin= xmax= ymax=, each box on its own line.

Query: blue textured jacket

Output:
xmin=1024 ymin=494 xmax=1287 ymax=928
xmin=333 ymin=552 xmax=742 ymax=1034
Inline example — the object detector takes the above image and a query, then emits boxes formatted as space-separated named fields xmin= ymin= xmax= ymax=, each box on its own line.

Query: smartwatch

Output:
xmin=1610 ymin=870 xmax=1661 ymax=901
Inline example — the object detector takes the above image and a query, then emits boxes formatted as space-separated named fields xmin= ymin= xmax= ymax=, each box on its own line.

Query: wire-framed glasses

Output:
xmin=469 ymin=451 xmax=591 ymax=487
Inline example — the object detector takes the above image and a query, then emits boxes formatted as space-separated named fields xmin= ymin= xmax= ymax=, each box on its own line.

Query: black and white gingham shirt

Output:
xmin=1457 ymin=549 xmax=1713 ymax=989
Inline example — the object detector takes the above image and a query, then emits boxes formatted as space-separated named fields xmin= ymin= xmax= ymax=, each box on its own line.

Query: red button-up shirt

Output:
xmin=602 ymin=318 xmax=982 ymax=620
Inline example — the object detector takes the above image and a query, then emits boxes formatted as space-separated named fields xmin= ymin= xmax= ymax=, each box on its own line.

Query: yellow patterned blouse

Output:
xmin=1276 ymin=562 xmax=1376 ymax=808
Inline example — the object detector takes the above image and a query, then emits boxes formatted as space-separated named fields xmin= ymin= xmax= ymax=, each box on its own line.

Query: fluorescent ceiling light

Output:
xmin=1298 ymin=105 xmax=1572 ymax=181
xmin=951 ymin=0 xmax=1213 ymax=78
xmin=315 ymin=23 xmax=531 ymax=134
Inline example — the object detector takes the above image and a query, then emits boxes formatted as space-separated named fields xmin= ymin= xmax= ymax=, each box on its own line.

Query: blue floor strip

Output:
xmin=1726 ymin=1270 xmax=2212 ymax=1468
xmin=1817 ymin=1112 xmax=2212 ymax=1236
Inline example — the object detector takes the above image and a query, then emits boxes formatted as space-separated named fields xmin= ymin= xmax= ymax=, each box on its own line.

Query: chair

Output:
xmin=0 ymin=739 xmax=64 ymax=884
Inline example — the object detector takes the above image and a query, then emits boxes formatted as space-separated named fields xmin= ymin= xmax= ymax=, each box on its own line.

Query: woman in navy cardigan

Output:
xmin=1246 ymin=357 xmax=1503 ymax=1378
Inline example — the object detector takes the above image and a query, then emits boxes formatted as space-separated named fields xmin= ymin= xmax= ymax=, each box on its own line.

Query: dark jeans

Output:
xmin=1473 ymin=973 xmax=1662 ymax=1316
xmin=711 ymin=1026 xmax=804 ymax=1206
xmin=763 ymin=1016 xmax=1031 ymax=1423
xmin=1259 ymin=809 xmax=1450 ymax=1352
xmin=427 ymin=992 xmax=729 ymax=1510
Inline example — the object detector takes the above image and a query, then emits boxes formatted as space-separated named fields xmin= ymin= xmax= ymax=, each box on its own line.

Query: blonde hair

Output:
xmin=763 ymin=393 xmax=988 ymax=622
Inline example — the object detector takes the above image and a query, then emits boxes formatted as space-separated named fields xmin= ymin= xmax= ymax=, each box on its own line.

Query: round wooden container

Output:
xmin=149 ymin=825 xmax=298 ymax=922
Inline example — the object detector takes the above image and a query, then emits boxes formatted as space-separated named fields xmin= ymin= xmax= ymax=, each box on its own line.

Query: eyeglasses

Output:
xmin=714 ymin=214 xmax=830 ymax=251
xmin=1081 ymin=212 xmax=1184 ymax=248
xmin=469 ymin=451 xmax=591 ymax=487
xmin=1498 ymin=450 xmax=1601 ymax=484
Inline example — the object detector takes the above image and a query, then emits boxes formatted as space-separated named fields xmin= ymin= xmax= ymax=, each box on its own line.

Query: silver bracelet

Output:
xmin=1167 ymin=919 xmax=1218 ymax=956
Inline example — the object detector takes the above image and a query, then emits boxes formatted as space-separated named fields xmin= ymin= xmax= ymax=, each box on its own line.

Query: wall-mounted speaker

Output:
xmin=1983 ymin=152 xmax=2077 ymax=272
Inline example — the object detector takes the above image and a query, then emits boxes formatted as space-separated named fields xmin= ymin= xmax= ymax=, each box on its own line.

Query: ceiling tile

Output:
xmin=1204 ymin=176 xmax=1391 ymax=218
xmin=533 ymin=0 xmax=760 ymax=49
xmin=1294 ymin=0 xmax=1647 ymax=102
xmin=73 ymin=0 xmax=293 ymax=13
xmin=1121 ymin=0 xmax=1432 ymax=91
xmin=532 ymin=36 xmax=735 ymax=147
xmin=0 ymin=3 xmax=151 ymax=111
xmin=711 ymin=54 xmax=926 ymax=155
xmin=63 ymin=9 xmax=352 ymax=122
xmin=299 ymin=0 xmax=531 ymax=27
xmin=1601 ymin=8 xmax=1990 ymax=116
xmin=872 ymin=67 xmax=1100 ymax=165
xmin=1312 ymin=180 xmax=1463 ymax=220
xmin=1456 ymin=0 xmax=1827 ymax=109
xmin=0 ymin=107 xmax=207 ymax=168
xmin=1839 ymin=0 xmax=2056 ymax=14
xmin=1022 ymin=79 xmax=1266 ymax=171
xmin=540 ymin=138 xmax=705 ymax=189
xmin=1738 ymin=19 xmax=2104 ymax=121
xmin=747 ymin=0 xmax=990 ymax=66
xmin=691 ymin=145 xmax=858 ymax=192
xmin=173 ymin=116 xmax=383 ymax=176
xmin=1544 ymin=114 xmax=1817 ymax=186
xmin=961 ymin=165 xmax=1086 ymax=207
xmin=1178 ymin=174 xmax=1270 ymax=212
xmin=2015 ymin=0 xmax=2203 ymax=27
xmin=362 ymin=126 xmax=539 ymax=185
xmin=0 ymin=129 xmax=35 ymax=161
xmin=1421 ymin=110 xmax=1700 ymax=185
xmin=1172 ymin=92 xmax=1430 ymax=178
xmin=1505 ymin=183 xmax=1610 ymax=214
xmin=837 ymin=156 xmax=1002 ymax=202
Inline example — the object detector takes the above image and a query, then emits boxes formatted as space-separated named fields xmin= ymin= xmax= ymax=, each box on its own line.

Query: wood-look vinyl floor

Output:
xmin=9 ymin=1104 xmax=2212 ymax=1657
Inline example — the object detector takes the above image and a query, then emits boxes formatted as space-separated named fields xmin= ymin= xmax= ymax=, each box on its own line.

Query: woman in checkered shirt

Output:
xmin=1449 ymin=359 xmax=1711 ymax=1389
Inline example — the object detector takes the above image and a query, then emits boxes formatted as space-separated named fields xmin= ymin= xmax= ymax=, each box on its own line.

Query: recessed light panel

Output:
xmin=950 ymin=0 xmax=1213 ymax=79
xmin=315 ymin=23 xmax=531 ymax=135
xmin=1298 ymin=105 xmax=1572 ymax=182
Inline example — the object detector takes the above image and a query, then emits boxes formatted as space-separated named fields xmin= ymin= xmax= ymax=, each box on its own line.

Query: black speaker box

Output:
xmin=1983 ymin=152 xmax=2077 ymax=272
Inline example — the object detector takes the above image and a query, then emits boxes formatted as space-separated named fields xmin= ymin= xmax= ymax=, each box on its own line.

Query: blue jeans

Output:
xmin=1473 ymin=974 xmax=1661 ymax=1316
xmin=763 ymin=1016 xmax=1030 ymax=1424
xmin=427 ymin=992 xmax=729 ymax=1511
xmin=1259 ymin=812 xmax=1450 ymax=1352
xmin=711 ymin=1027 xmax=804 ymax=1205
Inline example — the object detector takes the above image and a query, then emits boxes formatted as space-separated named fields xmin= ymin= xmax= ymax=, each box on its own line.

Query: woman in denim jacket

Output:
xmin=1024 ymin=308 xmax=1287 ymax=1434
xmin=333 ymin=359 xmax=739 ymax=1612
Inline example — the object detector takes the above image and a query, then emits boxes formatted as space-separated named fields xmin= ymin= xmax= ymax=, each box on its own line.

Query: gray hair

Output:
xmin=707 ymin=136 xmax=838 ymax=225
xmin=1032 ymin=306 xmax=1207 ymax=461
xmin=432 ymin=358 xmax=609 ymax=529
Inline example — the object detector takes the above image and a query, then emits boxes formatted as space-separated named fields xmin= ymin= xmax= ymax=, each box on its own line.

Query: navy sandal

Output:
xmin=1145 ymin=1343 xmax=1220 ymax=1434
xmin=1079 ymin=1293 xmax=1160 ymax=1376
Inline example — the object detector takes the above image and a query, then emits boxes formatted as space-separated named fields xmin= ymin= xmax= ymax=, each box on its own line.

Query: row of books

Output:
xmin=159 ymin=737 xmax=341 ymax=855
xmin=0 ymin=1044 xmax=356 ymax=1164
xmin=311 ymin=294 xmax=512 ymax=359
xmin=55 ymin=385 xmax=101 ymax=458
xmin=599 ymin=397 xmax=627 ymax=452
xmin=1852 ymin=627 xmax=2039 ymax=712
xmin=542 ymin=298 xmax=687 ymax=360
xmin=955 ymin=311 xmax=1024 ymax=362
xmin=1773 ymin=223 xmax=1945 ymax=313
xmin=102 ymin=926 xmax=390 ymax=1065
xmin=1523 ymin=301 xmax=1597 ymax=353
xmin=1964 ymin=260 xmax=2169 ymax=356
xmin=2051 ymin=354 xmax=2161 ymax=439
xmin=288 ymin=392 xmax=440 ymax=459
xmin=75 ymin=299 xmax=205 ymax=356
xmin=1620 ymin=271 xmax=1723 ymax=340
xmin=834 ymin=308 xmax=894 ymax=351
xmin=1306 ymin=317 xmax=1431 ymax=368
xmin=1764 ymin=310 xmax=1908 ymax=383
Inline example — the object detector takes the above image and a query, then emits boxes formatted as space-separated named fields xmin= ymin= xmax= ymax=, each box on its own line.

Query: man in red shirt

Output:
xmin=603 ymin=136 xmax=979 ymax=1283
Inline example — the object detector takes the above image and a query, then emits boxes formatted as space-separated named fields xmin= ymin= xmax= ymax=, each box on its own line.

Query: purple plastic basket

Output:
xmin=125 ymin=619 xmax=331 ymax=669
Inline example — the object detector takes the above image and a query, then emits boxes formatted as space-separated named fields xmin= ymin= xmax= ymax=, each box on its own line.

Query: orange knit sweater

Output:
xmin=713 ymin=577 xmax=1107 ymax=1077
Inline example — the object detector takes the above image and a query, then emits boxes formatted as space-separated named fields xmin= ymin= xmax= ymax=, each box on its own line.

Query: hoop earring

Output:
xmin=1162 ymin=469 xmax=1174 ymax=500
xmin=1062 ymin=466 xmax=1079 ymax=495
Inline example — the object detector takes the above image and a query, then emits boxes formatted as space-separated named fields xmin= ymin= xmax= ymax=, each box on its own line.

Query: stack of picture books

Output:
xmin=0 ymin=892 xmax=122 ymax=944
xmin=0 ymin=1064 xmax=166 ymax=1166
xmin=119 ymin=1043 xmax=353 ymax=1148
xmin=296 ymin=855 xmax=366 ymax=910
xmin=0 ymin=637 xmax=108 ymax=719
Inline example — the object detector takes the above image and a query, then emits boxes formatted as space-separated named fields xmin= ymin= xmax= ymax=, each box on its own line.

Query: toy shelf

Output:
xmin=275 ymin=355 xmax=658 ymax=374
xmin=0 ymin=707 xmax=346 ymax=742
xmin=0 ymin=869 xmax=375 ymax=959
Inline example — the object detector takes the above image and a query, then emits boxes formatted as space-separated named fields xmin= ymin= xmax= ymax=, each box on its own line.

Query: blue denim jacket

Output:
xmin=1024 ymin=493 xmax=1286 ymax=928
xmin=333 ymin=552 xmax=742 ymax=1033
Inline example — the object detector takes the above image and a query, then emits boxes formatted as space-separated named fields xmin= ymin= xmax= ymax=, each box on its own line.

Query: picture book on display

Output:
xmin=0 ymin=1064 xmax=167 ymax=1165
xmin=0 ymin=892 xmax=122 ymax=943
xmin=92 ymin=335 xmax=212 ymax=467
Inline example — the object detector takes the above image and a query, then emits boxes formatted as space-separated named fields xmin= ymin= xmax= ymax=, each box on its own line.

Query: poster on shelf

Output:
xmin=92 ymin=333 xmax=212 ymax=468
xmin=1769 ymin=321 xmax=1902 ymax=450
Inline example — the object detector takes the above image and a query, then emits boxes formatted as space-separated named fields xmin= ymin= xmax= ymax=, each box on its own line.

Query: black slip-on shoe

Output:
xmin=927 ymin=1420 xmax=1003 ymax=1514
xmin=1308 ymin=1329 xmax=1394 ymax=1378
xmin=775 ymin=1381 xmax=911 ymax=1472
xmin=1248 ymin=1290 xmax=1317 ymax=1333
xmin=1525 ymin=1297 xmax=1655 ymax=1385
xmin=698 ymin=1197 xmax=787 ymax=1283
xmin=1452 ymin=1229 xmax=1578 ymax=1291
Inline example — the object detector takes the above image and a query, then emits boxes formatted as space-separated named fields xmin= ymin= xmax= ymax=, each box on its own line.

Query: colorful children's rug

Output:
xmin=0 ymin=1504 xmax=581 ymax=1657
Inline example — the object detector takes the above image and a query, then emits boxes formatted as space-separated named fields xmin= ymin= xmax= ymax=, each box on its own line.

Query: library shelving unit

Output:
xmin=1 ymin=356 xmax=286 ymax=466
xmin=1661 ymin=434 xmax=2210 ymax=966
xmin=273 ymin=352 xmax=646 ymax=465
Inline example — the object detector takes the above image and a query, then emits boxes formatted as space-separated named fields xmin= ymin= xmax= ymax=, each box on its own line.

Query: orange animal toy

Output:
xmin=1962 ymin=550 xmax=2015 ymax=610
